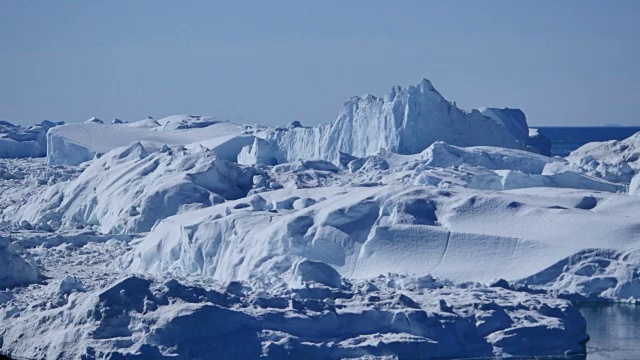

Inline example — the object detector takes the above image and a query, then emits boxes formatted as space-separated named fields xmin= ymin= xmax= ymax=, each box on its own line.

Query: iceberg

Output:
xmin=43 ymin=80 xmax=534 ymax=167
xmin=47 ymin=115 xmax=252 ymax=165
xmin=19 ymin=142 xmax=257 ymax=234
xmin=0 ymin=273 xmax=587 ymax=359
xmin=5 ymin=78 xmax=640 ymax=359
xmin=0 ymin=235 xmax=41 ymax=288
xmin=129 ymin=185 xmax=640 ymax=296
xmin=260 ymin=79 xmax=530 ymax=164
xmin=562 ymin=131 xmax=640 ymax=183
xmin=0 ymin=120 xmax=62 ymax=159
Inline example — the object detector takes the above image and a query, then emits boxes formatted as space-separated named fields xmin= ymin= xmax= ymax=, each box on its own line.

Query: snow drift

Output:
xmin=47 ymin=115 xmax=253 ymax=165
xmin=559 ymin=131 xmax=640 ymax=183
xmin=19 ymin=143 xmax=257 ymax=234
xmin=130 ymin=185 xmax=640 ymax=301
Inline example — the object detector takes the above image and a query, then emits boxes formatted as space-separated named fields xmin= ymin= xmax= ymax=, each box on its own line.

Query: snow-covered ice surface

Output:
xmin=0 ymin=158 xmax=82 ymax=226
xmin=2 ymin=79 xmax=640 ymax=359
xmin=129 ymin=185 xmax=639 ymax=295
xmin=44 ymin=80 xmax=539 ymax=167
xmin=0 ymin=225 xmax=590 ymax=359
xmin=14 ymin=143 xmax=257 ymax=234
xmin=258 ymin=80 xmax=532 ymax=164
xmin=0 ymin=120 xmax=63 ymax=159
xmin=554 ymin=131 xmax=640 ymax=184
xmin=0 ymin=235 xmax=40 ymax=289
xmin=46 ymin=115 xmax=255 ymax=165
xmin=0 ymin=233 xmax=589 ymax=359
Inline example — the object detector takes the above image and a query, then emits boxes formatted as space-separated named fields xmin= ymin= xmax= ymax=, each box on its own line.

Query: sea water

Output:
xmin=579 ymin=304 xmax=640 ymax=359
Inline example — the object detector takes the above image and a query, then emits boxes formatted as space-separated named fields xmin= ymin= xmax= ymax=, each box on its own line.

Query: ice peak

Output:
xmin=417 ymin=78 xmax=435 ymax=91
xmin=386 ymin=79 xmax=435 ymax=101
xmin=264 ymin=78 xmax=530 ymax=163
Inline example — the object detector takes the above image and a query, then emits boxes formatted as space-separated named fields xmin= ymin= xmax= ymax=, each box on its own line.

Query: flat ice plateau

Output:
xmin=1 ymin=79 xmax=639 ymax=359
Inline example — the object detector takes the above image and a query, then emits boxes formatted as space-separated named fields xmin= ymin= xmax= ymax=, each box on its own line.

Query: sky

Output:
xmin=1 ymin=1 xmax=639 ymax=127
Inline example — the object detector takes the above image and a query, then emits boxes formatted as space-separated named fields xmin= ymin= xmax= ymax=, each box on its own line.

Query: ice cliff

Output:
xmin=0 ymin=120 xmax=63 ymax=158
xmin=42 ymin=79 xmax=537 ymax=166
xmin=4 ymin=78 xmax=640 ymax=359
xmin=260 ymin=79 xmax=531 ymax=164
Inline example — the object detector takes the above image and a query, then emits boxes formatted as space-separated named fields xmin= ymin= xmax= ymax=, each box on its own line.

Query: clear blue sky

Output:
xmin=1 ymin=0 xmax=639 ymax=126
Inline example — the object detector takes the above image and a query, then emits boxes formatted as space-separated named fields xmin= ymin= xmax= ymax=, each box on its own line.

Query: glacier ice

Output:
xmin=0 ymin=235 xmax=41 ymax=288
xmin=17 ymin=142 xmax=257 ymax=234
xmin=3 ymin=79 xmax=640 ymax=359
xmin=561 ymin=131 xmax=640 ymax=183
xmin=238 ymin=137 xmax=287 ymax=166
xmin=128 ymin=185 xmax=640 ymax=290
xmin=46 ymin=116 xmax=252 ymax=165
xmin=0 ymin=270 xmax=587 ymax=359
xmin=527 ymin=128 xmax=553 ymax=156
xmin=260 ymin=79 xmax=531 ymax=164
xmin=43 ymin=80 xmax=537 ymax=167
xmin=0 ymin=120 xmax=62 ymax=159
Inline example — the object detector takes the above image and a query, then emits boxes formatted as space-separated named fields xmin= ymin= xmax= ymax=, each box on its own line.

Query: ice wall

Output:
xmin=0 ymin=121 xmax=62 ymax=159
xmin=262 ymin=79 xmax=530 ymax=164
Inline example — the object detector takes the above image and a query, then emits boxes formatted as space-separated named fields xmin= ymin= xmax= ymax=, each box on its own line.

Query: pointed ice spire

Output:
xmin=385 ymin=85 xmax=403 ymax=101
xmin=417 ymin=78 xmax=435 ymax=91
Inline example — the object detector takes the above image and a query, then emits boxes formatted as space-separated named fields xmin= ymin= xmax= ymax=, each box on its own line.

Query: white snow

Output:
xmin=47 ymin=116 xmax=251 ymax=165
xmin=0 ymin=226 xmax=589 ymax=359
xmin=0 ymin=120 xmax=62 ymax=158
xmin=630 ymin=172 xmax=640 ymax=195
xmin=259 ymin=79 xmax=530 ymax=164
xmin=418 ymin=141 xmax=558 ymax=173
xmin=3 ymin=78 xmax=640 ymax=359
xmin=18 ymin=143 xmax=257 ymax=234
xmin=128 ymin=185 xmax=640 ymax=294
xmin=560 ymin=131 xmax=640 ymax=183
xmin=0 ymin=235 xmax=40 ymax=288
xmin=84 ymin=117 xmax=104 ymax=124
xmin=127 ymin=116 xmax=161 ymax=128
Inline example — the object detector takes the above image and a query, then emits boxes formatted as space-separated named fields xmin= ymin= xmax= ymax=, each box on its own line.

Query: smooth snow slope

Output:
xmin=47 ymin=115 xmax=253 ymax=165
xmin=260 ymin=79 xmax=530 ymax=164
xmin=129 ymin=185 xmax=640 ymax=293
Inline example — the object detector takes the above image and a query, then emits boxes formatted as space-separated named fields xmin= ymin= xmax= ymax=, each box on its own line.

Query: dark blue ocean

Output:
xmin=536 ymin=126 xmax=640 ymax=157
